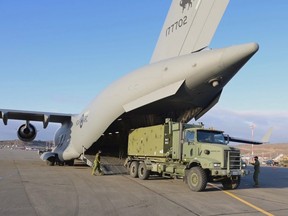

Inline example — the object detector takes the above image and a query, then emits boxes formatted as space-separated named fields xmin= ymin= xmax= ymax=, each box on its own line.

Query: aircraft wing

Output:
xmin=225 ymin=135 xmax=263 ymax=145
xmin=224 ymin=127 xmax=273 ymax=145
xmin=0 ymin=109 xmax=72 ymax=128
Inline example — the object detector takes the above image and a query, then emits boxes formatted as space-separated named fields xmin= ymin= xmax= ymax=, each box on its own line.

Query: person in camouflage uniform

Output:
xmin=91 ymin=150 xmax=103 ymax=176
xmin=251 ymin=156 xmax=260 ymax=187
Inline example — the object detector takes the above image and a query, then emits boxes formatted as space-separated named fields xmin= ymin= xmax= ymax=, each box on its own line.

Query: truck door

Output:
xmin=182 ymin=130 xmax=195 ymax=160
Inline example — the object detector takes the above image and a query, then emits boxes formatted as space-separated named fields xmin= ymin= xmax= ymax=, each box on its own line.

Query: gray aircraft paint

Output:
xmin=0 ymin=0 xmax=260 ymax=162
xmin=63 ymin=43 xmax=258 ymax=160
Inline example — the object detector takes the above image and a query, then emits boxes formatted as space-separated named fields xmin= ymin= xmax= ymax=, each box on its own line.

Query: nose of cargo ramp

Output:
xmin=100 ymin=157 xmax=128 ymax=175
xmin=80 ymin=154 xmax=127 ymax=175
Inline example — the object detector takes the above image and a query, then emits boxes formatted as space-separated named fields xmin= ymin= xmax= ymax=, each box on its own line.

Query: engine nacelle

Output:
xmin=17 ymin=123 xmax=37 ymax=142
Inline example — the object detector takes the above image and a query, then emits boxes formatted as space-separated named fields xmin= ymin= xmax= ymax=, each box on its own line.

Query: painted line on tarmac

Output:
xmin=209 ymin=183 xmax=274 ymax=216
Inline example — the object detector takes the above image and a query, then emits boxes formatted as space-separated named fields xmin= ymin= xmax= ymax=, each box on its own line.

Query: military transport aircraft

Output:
xmin=0 ymin=0 xmax=260 ymax=165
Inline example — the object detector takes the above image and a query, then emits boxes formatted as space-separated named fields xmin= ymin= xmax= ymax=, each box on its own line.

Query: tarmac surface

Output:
xmin=1 ymin=149 xmax=288 ymax=216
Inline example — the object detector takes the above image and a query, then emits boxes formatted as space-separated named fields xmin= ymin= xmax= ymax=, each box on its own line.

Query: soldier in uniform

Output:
xmin=251 ymin=156 xmax=260 ymax=187
xmin=91 ymin=150 xmax=103 ymax=176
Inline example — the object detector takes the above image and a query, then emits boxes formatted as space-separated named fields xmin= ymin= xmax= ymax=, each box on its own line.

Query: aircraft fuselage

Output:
xmin=53 ymin=43 xmax=259 ymax=161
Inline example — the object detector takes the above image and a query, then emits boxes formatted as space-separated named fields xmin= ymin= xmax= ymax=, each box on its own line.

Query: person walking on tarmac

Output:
xmin=251 ymin=156 xmax=260 ymax=187
xmin=91 ymin=150 xmax=103 ymax=176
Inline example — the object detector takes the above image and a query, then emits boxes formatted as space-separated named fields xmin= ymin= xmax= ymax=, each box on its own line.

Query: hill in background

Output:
xmin=236 ymin=143 xmax=288 ymax=159
xmin=0 ymin=140 xmax=53 ymax=150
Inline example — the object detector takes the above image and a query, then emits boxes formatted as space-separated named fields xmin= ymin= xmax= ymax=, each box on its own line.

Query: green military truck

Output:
xmin=125 ymin=119 xmax=246 ymax=192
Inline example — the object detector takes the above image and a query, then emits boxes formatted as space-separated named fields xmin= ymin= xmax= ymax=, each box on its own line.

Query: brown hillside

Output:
xmin=236 ymin=143 xmax=288 ymax=159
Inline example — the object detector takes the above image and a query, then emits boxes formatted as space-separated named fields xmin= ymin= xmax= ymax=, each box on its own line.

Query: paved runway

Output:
xmin=1 ymin=149 xmax=288 ymax=216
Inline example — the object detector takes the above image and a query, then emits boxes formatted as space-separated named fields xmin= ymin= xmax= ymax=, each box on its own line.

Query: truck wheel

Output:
xmin=138 ymin=163 xmax=150 ymax=180
xmin=222 ymin=176 xmax=241 ymax=190
xmin=130 ymin=161 xmax=139 ymax=178
xmin=187 ymin=167 xmax=207 ymax=192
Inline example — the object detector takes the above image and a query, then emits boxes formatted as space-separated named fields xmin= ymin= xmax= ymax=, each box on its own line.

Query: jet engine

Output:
xmin=17 ymin=122 xmax=37 ymax=142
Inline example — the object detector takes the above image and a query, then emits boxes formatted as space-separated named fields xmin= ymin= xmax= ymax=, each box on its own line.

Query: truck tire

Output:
xmin=187 ymin=167 xmax=207 ymax=192
xmin=222 ymin=176 xmax=241 ymax=190
xmin=130 ymin=161 xmax=139 ymax=178
xmin=138 ymin=163 xmax=150 ymax=180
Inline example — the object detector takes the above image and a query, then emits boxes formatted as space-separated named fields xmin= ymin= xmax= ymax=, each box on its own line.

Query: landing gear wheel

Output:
xmin=130 ymin=161 xmax=139 ymax=178
xmin=138 ymin=163 xmax=150 ymax=180
xmin=187 ymin=167 xmax=207 ymax=192
xmin=222 ymin=176 xmax=241 ymax=190
xmin=66 ymin=160 xmax=74 ymax=166
xmin=46 ymin=157 xmax=55 ymax=166
xmin=58 ymin=161 xmax=64 ymax=166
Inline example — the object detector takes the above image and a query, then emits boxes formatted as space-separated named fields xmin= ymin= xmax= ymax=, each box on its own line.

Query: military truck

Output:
xmin=125 ymin=119 xmax=246 ymax=192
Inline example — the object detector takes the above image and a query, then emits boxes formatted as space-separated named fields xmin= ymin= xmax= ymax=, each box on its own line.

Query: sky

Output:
xmin=0 ymin=0 xmax=288 ymax=143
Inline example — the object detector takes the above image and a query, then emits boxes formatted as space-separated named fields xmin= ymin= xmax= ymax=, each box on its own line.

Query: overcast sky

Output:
xmin=0 ymin=0 xmax=288 ymax=143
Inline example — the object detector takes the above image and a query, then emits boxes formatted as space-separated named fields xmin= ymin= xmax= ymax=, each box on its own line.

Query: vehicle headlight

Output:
xmin=213 ymin=163 xmax=221 ymax=167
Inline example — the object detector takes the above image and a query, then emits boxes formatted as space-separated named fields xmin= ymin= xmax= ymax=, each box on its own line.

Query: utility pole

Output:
xmin=250 ymin=124 xmax=255 ymax=156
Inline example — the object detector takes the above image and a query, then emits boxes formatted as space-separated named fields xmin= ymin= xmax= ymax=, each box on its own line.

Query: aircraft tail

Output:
xmin=150 ymin=0 xmax=230 ymax=63
xmin=261 ymin=127 xmax=273 ymax=143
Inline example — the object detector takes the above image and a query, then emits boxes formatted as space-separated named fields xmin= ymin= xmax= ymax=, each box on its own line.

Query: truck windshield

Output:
xmin=197 ymin=130 xmax=225 ymax=144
